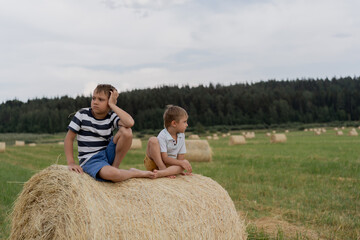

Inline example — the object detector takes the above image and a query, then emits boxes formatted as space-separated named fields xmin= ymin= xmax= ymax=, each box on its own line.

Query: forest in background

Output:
xmin=1 ymin=76 xmax=360 ymax=133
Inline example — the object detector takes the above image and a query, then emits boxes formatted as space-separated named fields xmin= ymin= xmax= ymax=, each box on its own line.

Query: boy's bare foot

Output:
xmin=181 ymin=172 xmax=193 ymax=176
xmin=130 ymin=168 xmax=156 ymax=179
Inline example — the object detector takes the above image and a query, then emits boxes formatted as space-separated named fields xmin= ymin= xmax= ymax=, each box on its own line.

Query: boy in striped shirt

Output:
xmin=65 ymin=84 xmax=156 ymax=182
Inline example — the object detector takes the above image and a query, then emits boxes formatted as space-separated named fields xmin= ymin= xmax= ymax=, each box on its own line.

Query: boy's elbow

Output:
xmin=126 ymin=118 xmax=135 ymax=128
xmin=129 ymin=119 xmax=135 ymax=128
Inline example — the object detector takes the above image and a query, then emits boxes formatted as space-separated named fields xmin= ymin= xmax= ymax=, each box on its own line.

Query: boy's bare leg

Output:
xmin=154 ymin=165 xmax=183 ymax=178
xmin=146 ymin=137 xmax=167 ymax=170
xmin=112 ymin=127 xmax=132 ymax=168
xmin=98 ymin=165 xmax=156 ymax=182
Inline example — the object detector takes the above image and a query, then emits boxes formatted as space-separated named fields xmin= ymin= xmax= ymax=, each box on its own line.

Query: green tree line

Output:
xmin=1 ymin=76 xmax=360 ymax=133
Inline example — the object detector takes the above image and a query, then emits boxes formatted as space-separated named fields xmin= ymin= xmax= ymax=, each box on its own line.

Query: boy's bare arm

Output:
xmin=108 ymin=90 xmax=134 ymax=128
xmin=64 ymin=130 xmax=83 ymax=174
xmin=177 ymin=154 xmax=192 ymax=173
xmin=161 ymin=152 xmax=192 ymax=173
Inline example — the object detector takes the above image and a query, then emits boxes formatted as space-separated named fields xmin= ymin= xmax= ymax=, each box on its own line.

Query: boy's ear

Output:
xmin=171 ymin=120 xmax=177 ymax=127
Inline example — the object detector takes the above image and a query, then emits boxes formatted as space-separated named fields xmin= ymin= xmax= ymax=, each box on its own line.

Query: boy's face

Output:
xmin=174 ymin=116 xmax=188 ymax=133
xmin=91 ymin=90 xmax=110 ymax=116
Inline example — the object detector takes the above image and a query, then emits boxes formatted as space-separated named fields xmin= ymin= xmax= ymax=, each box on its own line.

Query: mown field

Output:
xmin=0 ymin=129 xmax=359 ymax=239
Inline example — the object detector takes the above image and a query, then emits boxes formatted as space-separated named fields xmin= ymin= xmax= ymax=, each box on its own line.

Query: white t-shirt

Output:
xmin=157 ymin=128 xmax=186 ymax=158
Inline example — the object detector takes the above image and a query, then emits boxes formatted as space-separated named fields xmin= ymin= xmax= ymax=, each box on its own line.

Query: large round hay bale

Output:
xmin=229 ymin=135 xmax=246 ymax=145
xmin=348 ymin=129 xmax=358 ymax=136
xmin=0 ymin=142 xmax=5 ymax=152
xmin=244 ymin=132 xmax=255 ymax=139
xmin=188 ymin=134 xmax=200 ymax=139
xmin=10 ymin=165 xmax=246 ymax=240
xmin=270 ymin=134 xmax=287 ymax=143
xmin=130 ymin=138 xmax=142 ymax=149
xmin=336 ymin=130 xmax=344 ymax=136
xmin=15 ymin=140 xmax=25 ymax=146
xmin=185 ymin=140 xmax=212 ymax=162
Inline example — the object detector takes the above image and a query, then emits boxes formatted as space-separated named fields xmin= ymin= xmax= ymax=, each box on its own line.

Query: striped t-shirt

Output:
xmin=67 ymin=108 xmax=120 ymax=166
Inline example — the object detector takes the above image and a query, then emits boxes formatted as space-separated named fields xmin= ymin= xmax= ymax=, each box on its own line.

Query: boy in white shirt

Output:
xmin=144 ymin=105 xmax=192 ymax=178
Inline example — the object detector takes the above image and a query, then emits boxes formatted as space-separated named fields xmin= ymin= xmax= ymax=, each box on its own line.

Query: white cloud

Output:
xmin=0 ymin=0 xmax=360 ymax=103
xmin=102 ymin=0 xmax=191 ymax=10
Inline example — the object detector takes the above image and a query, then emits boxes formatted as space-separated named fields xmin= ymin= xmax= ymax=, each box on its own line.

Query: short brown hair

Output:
xmin=163 ymin=105 xmax=188 ymax=128
xmin=94 ymin=84 xmax=117 ymax=98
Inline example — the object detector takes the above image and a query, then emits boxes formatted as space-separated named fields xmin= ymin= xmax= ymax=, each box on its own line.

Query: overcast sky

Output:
xmin=1 ymin=0 xmax=359 ymax=103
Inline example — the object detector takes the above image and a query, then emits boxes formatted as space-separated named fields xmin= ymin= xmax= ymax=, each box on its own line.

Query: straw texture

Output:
xmin=185 ymin=140 xmax=212 ymax=162
xmin=10 ymin=165 xmax=245 ymax=240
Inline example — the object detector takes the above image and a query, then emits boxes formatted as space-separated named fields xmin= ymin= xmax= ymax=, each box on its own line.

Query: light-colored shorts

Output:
xmin=144 ymin=155 xmax=171 ymax=171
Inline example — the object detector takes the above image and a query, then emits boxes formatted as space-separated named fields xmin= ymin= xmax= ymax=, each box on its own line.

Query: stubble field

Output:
xmin=0 ymin=129 xmax=359 ymax=239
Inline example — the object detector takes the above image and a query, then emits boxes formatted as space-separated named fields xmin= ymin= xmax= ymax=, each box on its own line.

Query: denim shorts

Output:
xmin=81 ymin=138 xmax=116 ymax=181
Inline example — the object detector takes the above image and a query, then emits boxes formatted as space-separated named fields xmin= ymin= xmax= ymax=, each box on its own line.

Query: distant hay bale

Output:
xmin=10 ymin=165 xmax=245 ymax=240
xmin=334 ymin=127 xmax=338 ymax=131
xmin=314 ymin=131 xmax=321 ymax=135
xmin=285 ymin=130 xmax=289 ymax=133
xmin=130 ymin=138 xmax=142 ymax=149
xmin=188 ymin=134 xmax=200 ymax=140
xmin=272 ymin=130 xmax=276 ymax=134
xmin=222 ymin=134 xmax=227 ymax=138
xmin=28 ymin=143 xmax=37 ymax=147
xmin=336 ymin=131 xmax=344 ymax=136
xmin=229 ymin=135 xmax=246 ymax=145
xmin=185 ymin=140 xmax=212 ymax=162
xmin=212 ymin=133 xmax=218 ymax=137
xmin=206 ymin=136 xmax=212 ymax=140
xmin=0 ymin=142 xmax=5 ymax=152
xmin=244 ymin=132 xmax=255 ymax=139
xmin=58 ymin=141 xmax=64 ymax=145
xmin=348 ymin=129 xmax=358 ymax=136
xmin=15 ymin=141 xmax=25 ymax=146
xmin=270 ymin=134 xmax=287 ymax=143
xmin=266 ymin=132 xmax=271 ymax=137
xmin=321 ymin=128 xmax=327 ymax=133
xmin=304 ymin=129 xmax=308 ymax=132
xmin=212 ymin=136 xmax=219 ymax=140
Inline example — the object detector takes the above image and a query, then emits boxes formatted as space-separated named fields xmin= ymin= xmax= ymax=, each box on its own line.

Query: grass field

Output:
xmin=1 ymin=129 xmax=359 ymax=239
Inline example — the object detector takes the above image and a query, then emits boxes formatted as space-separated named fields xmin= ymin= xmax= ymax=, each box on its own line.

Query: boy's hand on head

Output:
xmin=181 ymin=160 xmax=192 ymax=173
xmin=68 ymin=163 xmax=83 ymax=174
xmin=108 ymin=90 xmax=119 ymax=107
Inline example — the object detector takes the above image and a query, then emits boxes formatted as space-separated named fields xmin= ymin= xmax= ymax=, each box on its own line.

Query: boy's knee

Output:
xmin=119 ymin=127 xmax=132 ymax=139
xmin=148 ymin=136 xmax=159 ymax=146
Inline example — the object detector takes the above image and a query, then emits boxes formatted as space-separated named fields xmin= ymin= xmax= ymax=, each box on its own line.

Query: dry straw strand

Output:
xmin=185 ymin=140 xmax=213 ymax=162
xmin=10 ymin=165 xmax=246 ymax=240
